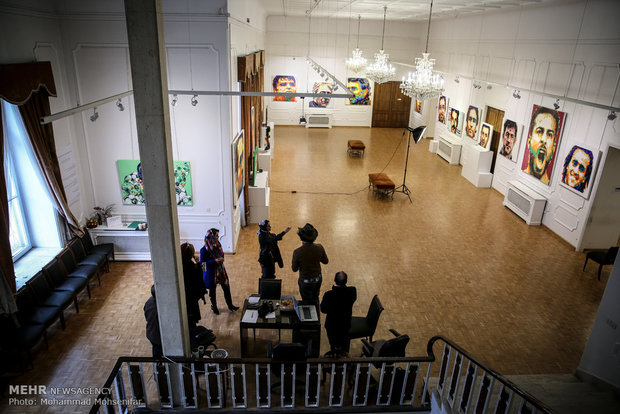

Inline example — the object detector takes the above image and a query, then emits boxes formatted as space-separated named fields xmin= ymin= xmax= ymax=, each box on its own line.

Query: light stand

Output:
xmin=394 ymin=125 xmax=426 ymax=203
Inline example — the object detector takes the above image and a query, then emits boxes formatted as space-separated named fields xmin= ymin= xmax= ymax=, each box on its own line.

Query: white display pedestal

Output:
xmin=429 ymin=139 xmax=439 ymax=154
xmin=89 ymin=224 xmax=150 ymax=261
xmin=248 ymin=171 xmax=270 ymax=223
xmin=461 ymin=145 xmax=493 ymax=188
xmin=437 ymin=133 xmax=462 ymax=164
xmin=503 ymin=180 xmax=547 ymax=225
xmin=258 ymin=148 xmax=271 ymax=175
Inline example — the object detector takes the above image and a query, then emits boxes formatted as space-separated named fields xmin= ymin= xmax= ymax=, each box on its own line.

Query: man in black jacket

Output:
xmin=144 ymin=285 xmax=163 ymax=358
xmin=320 ymin=271 xmax=357 ymax=355
xmin=258 ymin=220 xmax=290 ymax=279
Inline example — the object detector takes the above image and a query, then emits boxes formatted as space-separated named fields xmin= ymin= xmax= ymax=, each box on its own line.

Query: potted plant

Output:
xmin=93 ymin=204 xmax=114 ymax=225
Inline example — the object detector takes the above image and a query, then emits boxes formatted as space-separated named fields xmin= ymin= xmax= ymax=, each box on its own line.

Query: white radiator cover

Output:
xmin=306 ymin=114 xmax=331 ymax=128
xmin=503 ymin=180 xmax=547 ymax=225
xmin=436 ymin=134 xmax=462 ymax=165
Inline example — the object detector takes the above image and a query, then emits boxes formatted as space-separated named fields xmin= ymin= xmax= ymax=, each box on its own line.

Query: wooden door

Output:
xmin=485 ymin=106 xmax=505 ymax=173
xmin=371 ymin=82 xmax=411 ymax=128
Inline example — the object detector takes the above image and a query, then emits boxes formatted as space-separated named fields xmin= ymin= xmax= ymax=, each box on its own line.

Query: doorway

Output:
xmin=484 ymin=106 xmax=504 ymax=173
xmin=371 ymin=81 xmax=411 ymax=128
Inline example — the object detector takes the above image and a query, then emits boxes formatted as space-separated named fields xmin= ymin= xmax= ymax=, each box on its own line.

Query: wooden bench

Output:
xmin=368 ymin=173 xmax=395 ymax=199
xmin=347 ymin=140 xmax=366 ymax=157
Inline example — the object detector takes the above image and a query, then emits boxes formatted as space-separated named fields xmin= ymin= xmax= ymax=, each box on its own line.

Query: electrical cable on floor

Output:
xmin=271 ymin=131 xmax=406 ymax=196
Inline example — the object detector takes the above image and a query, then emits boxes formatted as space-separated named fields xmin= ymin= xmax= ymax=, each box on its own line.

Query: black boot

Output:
xmin=228 ymin=305 xmax=239 ymax=311
xmin=211 ymin=305 xmax=220 ymax=315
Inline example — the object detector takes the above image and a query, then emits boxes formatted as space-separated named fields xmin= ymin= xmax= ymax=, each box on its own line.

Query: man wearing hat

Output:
xmin=257 ymin=220 xmax=291 ymax=279
xmin=292 ymin=223 xmax=329 ymax=303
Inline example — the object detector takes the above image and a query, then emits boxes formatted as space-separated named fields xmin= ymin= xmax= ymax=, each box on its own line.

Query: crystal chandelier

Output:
xmin=346 ymin=15 xmax=367 ymax=74
xmin=366 ymin=7 xmax=395 ymax=84
xmin=400 ymin=0 xmax=444 ymax=100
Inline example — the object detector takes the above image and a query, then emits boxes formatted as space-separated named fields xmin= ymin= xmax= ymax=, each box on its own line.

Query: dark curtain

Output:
xmin=0 ymin=62 xmax=82 ymax=294
xmin=0 ymin=114 xmax=15 ymax=293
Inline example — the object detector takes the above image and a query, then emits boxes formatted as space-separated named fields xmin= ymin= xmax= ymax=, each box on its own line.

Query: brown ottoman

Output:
xmin=347 ymin=140 xmax=366 ymax=157
xmin=368 ymin=173 xmax=395 ymax=199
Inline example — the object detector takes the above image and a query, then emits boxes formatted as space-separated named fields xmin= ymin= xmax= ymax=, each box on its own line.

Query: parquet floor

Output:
xmin=1 ymin=126 xmax=609 ymax=413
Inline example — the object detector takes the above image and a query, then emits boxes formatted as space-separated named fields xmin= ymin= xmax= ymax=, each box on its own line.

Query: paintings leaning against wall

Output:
xmin=559 ymin=144 xmax=599 ymax=199
xmin=415 ymin=100 xmax=423 ymax=114
xmin=499 ymin=118 xmax=521 ymax=163
xmin=272 ymin=75 xmax=296 ymax=102
xmin=309 ymin=82 xmax=333 ymax=108
xmin=437 ymin=95 xmax=447 ymax=124
xmin=347 ymin=78 xmax=372 ymax=105
xmin=232 ymin=130 xmax=244 ymax=206
xmin=117 ymin=160 xmax=193 ymax=206
xmin=521 ymin=105 xmax=567 ymax=185
xmin=478 ymin=123 xmax=493 ymax=150
xmin=464 ymin=105 xmax=480 ymax=140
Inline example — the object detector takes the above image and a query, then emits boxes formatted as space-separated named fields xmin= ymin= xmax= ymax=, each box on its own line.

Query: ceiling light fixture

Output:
xmin=116 ymin=98 xmax=124 ymax=111
xmin=553 ymin=98 xmax=560 ymax=110
xmin=90 ymin=107 xmax=99 ymax=122
xmin=454 ymin=76 xmax=460 ymax=84
xmin=171 ymin=94 xmax=178 ymax=106
xmin=346 ymin=15 xmax=367 ymax=74
xmin=513 ymin=90 xmax=521 ymax=99
xmin=191 ymin=94 xmax=198 ymax=106
xmin=366 ymin=6 xmax=395 ymax=84
xmin=608 ymin=110 xmax=617 ymax=121
xmin=400 ymin=0 xmax=444 ymax=100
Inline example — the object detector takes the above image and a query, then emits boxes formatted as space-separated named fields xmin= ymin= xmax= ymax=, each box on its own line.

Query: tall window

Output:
xmin=5 ymin=151 xmax=30 ymax=260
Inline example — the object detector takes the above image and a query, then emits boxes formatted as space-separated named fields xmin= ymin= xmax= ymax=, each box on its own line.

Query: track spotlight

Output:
xmin=608 ymin=111 xmax=617 ymax=121
xmin=553 ymin=98 xmax=560 ymax=110
xmin=116 ymin=98 xmax=124 ymax=111
xmin=191 ymin=94 xmax=198 ymax=106
xmin=486 ymin=83 xmax=492 ymax=90
xmin=454 ymin=76 xmax=460 ymax=83
xmin=90 ymin=107 xmax=99 ymax=122
xmin=333 ymin=84 xmax=339 ymax=91
xmin=171 ymin=94 xmax=178 ymax=106
xmin=513 ymin=90 xmax=521 ymax=99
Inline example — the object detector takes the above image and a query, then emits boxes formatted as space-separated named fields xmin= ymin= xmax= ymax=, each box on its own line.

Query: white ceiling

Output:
xmin=256 ymin=0 xmax=554 ymax=22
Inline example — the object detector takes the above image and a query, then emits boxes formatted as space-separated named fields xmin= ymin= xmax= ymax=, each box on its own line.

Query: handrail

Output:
xmin=428 ymin=335 xmax=553 ymax=413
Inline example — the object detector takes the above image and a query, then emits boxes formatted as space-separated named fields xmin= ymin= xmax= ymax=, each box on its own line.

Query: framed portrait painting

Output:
xmin=346 ymin=78 xmax=371 ymax=105
xmin=437 ymin=95 xmax=447 ymax=124
xmin=521 ymin=105 xmax=567 ymax=185
xmin=232 ymin=131 xmax=244 ymax=205
xmin=558 ymin=144 xmax=599 ymax=199
xmin=478 ymin=123 xmax=493 ymax=150
xmin=309 ymin=82 xmax=333 ymax=108
xmin=415 ymin=100 xmax=422 ymax=114
xmin=272 ymin=75 xmax=296 ymax=102
xmin=464 ymin=105 xmax=480 ymax=141
xmin=498 ymin=118 xmax=521 ymax=163
xmin=448 ymin=107 xmax=462 ymax=136
xmin=117 ymin=160 xmax=193 ymax=206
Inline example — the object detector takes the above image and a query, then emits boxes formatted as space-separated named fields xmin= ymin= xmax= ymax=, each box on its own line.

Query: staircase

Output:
xmin=506 ymin=374 xmax=620 ymax=414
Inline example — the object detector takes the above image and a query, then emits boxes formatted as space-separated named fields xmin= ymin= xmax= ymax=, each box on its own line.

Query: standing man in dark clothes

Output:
xmin=292 ymin=223 xmax=328 ymax=303
xmin=320 ymin=271 xmax=357 ymax=355
xmin=144 ymin=285 xmax=162 ymax=358
xmin=257 ymin=219 xmax=291 ymax=278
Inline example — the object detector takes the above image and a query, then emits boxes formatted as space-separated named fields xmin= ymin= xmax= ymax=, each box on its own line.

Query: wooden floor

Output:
xmin=2 ymin=126 xmax=610 ymax=412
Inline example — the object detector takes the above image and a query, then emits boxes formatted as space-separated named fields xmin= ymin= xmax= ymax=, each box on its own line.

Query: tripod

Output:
xmin=394 ymin=126 xmax=426 ymax=203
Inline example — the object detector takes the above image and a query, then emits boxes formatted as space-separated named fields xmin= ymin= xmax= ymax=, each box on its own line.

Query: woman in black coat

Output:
xmin=181 ymin=242 xmax=207 ymax=326
xmin=257 ymin=220 xmax=291 ymax=279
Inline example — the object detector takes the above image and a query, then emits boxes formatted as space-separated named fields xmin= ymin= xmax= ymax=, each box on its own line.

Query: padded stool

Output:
xmin=368 ymin=173 xmax=395 ymax=199
xmin=347 ymin=140 xmax=366 ymax=157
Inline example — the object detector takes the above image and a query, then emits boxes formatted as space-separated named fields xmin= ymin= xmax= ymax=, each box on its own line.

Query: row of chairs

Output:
xmin=8 ymin=232 xmax=114 ymax=369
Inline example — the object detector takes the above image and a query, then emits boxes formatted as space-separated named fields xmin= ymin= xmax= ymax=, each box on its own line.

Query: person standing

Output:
xmin=200 ymin=228 xmax=239 ymax=315
xmin=144 ymin=285 xmax=162 ymax=358
xmin=320 ymin=271 xmax=357 ymax=355
xmin=258 ymin=220 xmax=291 ymax=279
xmin=291 ymin=223 xmax=328 ymax=303
xmin=180 ymin=242 xmax=207 ymax=326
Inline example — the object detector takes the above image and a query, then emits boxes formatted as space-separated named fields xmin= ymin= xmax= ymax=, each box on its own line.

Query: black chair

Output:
xmin=26 ymin=272 xmax=75 ymax=330
xmin=349 ymin=295 xmax=384 ymax=342
xmin=14 ymin=288 xmax=61 ymax=351
xmin=43 ymin=258 xmax=90 ymax=305
xmin=362 ymin=329 xmax=410 ymax=360
xmin=267 ymin=341 xmax=311 ymax=391
xmin=58 ymin=247 xmax=101 ymax=286
xmin=583 ymin=246 xmax=619 ymax=281
xmin=81 ymin=229 xmax=115 ymax=262
xmin=68 ymin=238 xmax=108 ymax=274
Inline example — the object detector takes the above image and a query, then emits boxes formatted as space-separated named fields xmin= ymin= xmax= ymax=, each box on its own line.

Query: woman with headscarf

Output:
xmin=257 ymin=219 xmax=291 ymax=279
xmin=200 ymin=228 xmax=239 ymax=315
xmin=180 ymin=242 xmax=206 ymax=326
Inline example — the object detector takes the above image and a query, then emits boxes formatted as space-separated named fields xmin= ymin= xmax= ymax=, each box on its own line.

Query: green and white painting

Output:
xmin=117 ymin=160 xmax=193 ymax=206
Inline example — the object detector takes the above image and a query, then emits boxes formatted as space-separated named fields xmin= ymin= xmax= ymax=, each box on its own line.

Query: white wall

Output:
xmin=264 ymin=15 xmax=423 ymax=126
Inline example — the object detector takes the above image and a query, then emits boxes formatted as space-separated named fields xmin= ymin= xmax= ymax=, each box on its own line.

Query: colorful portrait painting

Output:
xmin=448 ymin=108 xmax=462 ymax=136
xmin=117 ymin=160 xmax=193 ymax=206
xmin=464 ymin=105 xmax=480 ymax=140
xmin=272 ymin=75 xmax=296 ymax=102
xmin=309 ymin=82 xmax=333 ymax=108
xmin=559 ymin=144 xmax=598 ymax=199
xmin=521 ymin=105 xmax=566 ymax=185
xmin=499 ymin=118 xmax=521 ymax=162
xmin=437 ymin=96 xmax=447 ymax=124
xmin=478 ymin=123 xmax=493 ymax=150
xmin=415 ymin=100 xmax=423 ymax=114
xmin=232 ymin=131 xmax=244 ymax=204
xmin=347 ymin=77 xmax=371 ymax=105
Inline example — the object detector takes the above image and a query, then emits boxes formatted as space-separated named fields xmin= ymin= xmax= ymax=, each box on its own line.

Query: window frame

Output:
xmin=5 ymin=148 xmax=32 ymax=261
